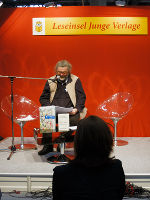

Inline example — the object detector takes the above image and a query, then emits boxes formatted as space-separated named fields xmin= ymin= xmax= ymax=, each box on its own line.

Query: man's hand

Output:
xmin=69 ymin=108 xmax=78 ymax=115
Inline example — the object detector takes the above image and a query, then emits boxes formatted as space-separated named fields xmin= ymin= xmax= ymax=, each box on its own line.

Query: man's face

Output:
xmin=56 ymin=66 xmax=69 ymax=80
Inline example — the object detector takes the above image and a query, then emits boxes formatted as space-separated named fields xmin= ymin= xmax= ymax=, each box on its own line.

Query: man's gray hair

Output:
xmin=55 ymin=60 xmax=72 ymax=73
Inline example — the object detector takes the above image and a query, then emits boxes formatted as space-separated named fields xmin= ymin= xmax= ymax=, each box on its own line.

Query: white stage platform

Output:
xmin=0 ymin=137 xmax=150 ymax=192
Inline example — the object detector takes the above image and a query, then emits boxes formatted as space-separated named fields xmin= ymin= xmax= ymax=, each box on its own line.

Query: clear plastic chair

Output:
xmin=97 ymin=92 xmax=134 ymax=146
xmin=1 ymin=95 xmax=39 ymax=150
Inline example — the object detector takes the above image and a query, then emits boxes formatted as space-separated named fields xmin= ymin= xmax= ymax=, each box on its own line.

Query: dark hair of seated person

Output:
xmin=70 ymin=115 xmax=114 ymax=168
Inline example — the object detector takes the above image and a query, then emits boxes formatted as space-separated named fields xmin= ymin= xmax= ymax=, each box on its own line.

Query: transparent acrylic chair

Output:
xmin=97 ymin=92 xmax=134 ymax=146
xmin=1 ymin=95 xmax=39 ymax=150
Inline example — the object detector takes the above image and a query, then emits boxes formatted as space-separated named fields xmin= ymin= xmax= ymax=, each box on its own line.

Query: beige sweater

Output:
xmin=48 ymin=74 xmax=87 ymax=119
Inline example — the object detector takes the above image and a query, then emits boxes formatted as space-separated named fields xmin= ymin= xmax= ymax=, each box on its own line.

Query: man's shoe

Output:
xmin=38 ymin=145 xmax=53 ymax=155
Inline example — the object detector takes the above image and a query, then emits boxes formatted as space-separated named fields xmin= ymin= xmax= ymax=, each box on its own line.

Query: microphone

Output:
xmin=49 ymin=75 xmax=60 ymax=82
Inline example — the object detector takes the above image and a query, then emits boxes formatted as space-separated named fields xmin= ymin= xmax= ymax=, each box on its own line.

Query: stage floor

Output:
xmin=0 ymin=137 xmax=150 ymax=192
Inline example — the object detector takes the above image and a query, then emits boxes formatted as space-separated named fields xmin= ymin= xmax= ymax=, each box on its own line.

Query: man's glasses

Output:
xmin=57 ymin=71 xmax=68 ymax=75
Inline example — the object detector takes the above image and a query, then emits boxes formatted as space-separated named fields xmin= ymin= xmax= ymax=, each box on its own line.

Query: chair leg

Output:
xmin=111 ymin=118 xmax=128 ymax=147
xmin=60 ymin=143 xmax=65 ymax=154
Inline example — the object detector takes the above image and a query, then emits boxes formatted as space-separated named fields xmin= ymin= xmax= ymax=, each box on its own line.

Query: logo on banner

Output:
xmin=35 ymin=21 xmax=43 ymax=32
xmin=32 ymin=18 xmax=45 ymax=35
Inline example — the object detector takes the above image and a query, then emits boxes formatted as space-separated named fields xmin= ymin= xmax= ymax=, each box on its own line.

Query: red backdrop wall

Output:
xmin=0 ymin=6 xmax=150 ymax=138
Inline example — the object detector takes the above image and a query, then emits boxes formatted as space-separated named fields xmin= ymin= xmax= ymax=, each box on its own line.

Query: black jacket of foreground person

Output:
xmin=52 ymin=115 xmax=125 ymax=200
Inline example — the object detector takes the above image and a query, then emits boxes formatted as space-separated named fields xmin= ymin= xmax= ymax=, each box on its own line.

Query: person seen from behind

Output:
xmin=52 ymin=115 xmax=125 ymax=200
